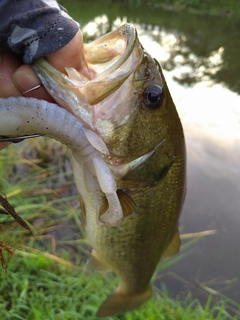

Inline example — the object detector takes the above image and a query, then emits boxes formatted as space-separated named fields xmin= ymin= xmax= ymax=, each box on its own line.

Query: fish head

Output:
xmin=33 ymin=24 xmax=174 ymax=164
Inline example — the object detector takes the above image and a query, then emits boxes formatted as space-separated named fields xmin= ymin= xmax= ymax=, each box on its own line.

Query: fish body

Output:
xmin=33 ymin=24 xmax=186 ymax=317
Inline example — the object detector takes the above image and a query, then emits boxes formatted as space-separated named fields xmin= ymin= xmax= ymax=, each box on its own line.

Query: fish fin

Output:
xmin=99 ymin=189 xmax=136 ymax=219
xmin=96 ymin=287 xmax=152 ymax=318
xmin=162 ymin=229 xmax=181 ymax=259
xmin=117 ymin=189 xmax=136 ymax=218
xmin=85 ymin=249 xmax=110 ymax=273
xmin=78 ymin=193 xmax=86 ymax=227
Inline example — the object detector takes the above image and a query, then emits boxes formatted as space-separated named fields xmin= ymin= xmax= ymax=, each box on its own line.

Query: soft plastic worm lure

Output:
xmin=0 ymin=97 xmax=123 ymax=225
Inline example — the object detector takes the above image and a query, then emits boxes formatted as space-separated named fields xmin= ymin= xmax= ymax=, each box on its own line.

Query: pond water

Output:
xmin=62 ymin=0 xmax=240 ymax=312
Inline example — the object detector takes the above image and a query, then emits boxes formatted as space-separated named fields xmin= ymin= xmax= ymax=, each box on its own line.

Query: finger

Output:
xmin=0 ymin=51 xmax=22 ymax=97
xmin=0 ymin=52 xmax=22 ymax=149
xmin=46 ymin=30 xmax=84 ymax=72
xmin=13 ymin=65 xmax=54 ymax=102
xmin=46 ymin=30 xmax=93 ymax=79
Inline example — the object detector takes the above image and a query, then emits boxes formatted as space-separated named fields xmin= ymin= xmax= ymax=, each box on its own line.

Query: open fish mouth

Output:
xmin=32 ymin=24 xmax=143 ymax=129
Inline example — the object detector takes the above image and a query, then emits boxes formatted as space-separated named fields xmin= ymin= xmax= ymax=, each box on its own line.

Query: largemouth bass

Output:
xmin=0 ymin=24 xmax=185 ymax=317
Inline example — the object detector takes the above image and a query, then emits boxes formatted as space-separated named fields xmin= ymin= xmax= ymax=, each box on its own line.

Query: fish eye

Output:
xmin=143 ymin=85 xmax=164 ymax=110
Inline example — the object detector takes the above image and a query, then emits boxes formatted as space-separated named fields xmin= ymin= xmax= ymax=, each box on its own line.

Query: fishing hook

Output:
xmin=23 ymin=84 xmax=43 ymax=95
xmin=0 ymin=134 xmax=41 ymax=143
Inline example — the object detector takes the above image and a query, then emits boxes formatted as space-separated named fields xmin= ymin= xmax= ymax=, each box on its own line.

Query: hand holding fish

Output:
xmin=0 ymin=1 xmax=122 ymax=226
xmin=0 ymin=0 xmax=92 ymax=150
xmin=0 ymin=30 xmax=91 ymax=150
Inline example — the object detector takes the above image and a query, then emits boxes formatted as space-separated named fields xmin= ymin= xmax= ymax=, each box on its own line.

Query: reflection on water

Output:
xmin=62 ymin=1 xmax=240 ymax=313
xmin=83 ymin=15 xmax=111 ymax=38
xmin=65 ymin=0 xmax=240 ymax=94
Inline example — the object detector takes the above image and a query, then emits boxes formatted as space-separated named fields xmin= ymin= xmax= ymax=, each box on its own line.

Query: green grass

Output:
xmin=1 ymin=250 xmax=239 ymax=320
xmin=0 ymin=250 xmax=238 ymax=320
xmin=0 ymin=140 xmax=239 ymax=319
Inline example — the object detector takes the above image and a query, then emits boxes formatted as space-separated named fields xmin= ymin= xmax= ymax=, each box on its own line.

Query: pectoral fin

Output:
xmin=117 ymin=189 xmax=136 ymax=218
xmin=162 ymin=229 xmax=181 ymax=259
xmin=99 ymin=189 xmax=136 ymax=224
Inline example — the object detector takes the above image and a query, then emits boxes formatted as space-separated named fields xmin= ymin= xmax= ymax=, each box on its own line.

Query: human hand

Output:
xmin=13 ymin=30 xmax=92 ymax=95
xmin=0 ymin=30 xmax=91 ymax=150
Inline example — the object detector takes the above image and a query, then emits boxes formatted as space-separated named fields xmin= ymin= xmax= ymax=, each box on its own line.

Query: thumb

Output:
xmin=13 ymin=65 xmax=54 ymax=101
xmin=46 ymin=30 xmax=92 ymax=79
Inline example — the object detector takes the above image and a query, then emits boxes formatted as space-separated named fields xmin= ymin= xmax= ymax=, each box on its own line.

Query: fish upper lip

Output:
xmin=86 ymin=24 xmax=138 ymax=82
xmin=33 ymin=24 xmax=143 ymax=109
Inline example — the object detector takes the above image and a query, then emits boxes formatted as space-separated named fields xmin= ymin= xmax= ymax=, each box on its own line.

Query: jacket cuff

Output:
xmin=8 ymin=11 xmax=79 ymax=64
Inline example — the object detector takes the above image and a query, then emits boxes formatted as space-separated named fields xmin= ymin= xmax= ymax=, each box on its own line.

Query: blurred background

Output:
xmin=1 ymin=1 xmax=239 ymax=318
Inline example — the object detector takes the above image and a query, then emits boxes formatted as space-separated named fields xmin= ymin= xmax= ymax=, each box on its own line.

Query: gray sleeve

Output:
xmin=0 ymin=0 xmax=79 ymax=63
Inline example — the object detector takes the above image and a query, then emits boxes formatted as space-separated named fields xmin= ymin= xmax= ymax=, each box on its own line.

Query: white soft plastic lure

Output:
xmin=0 ymin=97 xmax=123 ymax=225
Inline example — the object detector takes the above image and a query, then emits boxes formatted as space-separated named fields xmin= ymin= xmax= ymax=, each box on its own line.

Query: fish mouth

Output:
xmin=33 ymin=24 xmax=143 ymax=127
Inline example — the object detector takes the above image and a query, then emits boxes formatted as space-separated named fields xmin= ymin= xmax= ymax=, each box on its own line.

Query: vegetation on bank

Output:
xmin=119 ymin=0 xmax=240 ymax=16
xmin=0 ymin=250 xmax=238 ymax=320
xmin=62 ymin=0 xmax=240 ymax=16
xmin=0 ymin=141 xmax=239 ymax=319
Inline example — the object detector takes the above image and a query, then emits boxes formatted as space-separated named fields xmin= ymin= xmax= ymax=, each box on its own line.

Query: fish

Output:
xmin=33 ymin=23 xmax=186 ymax=317
xmin=0 ymin=23 xmax=186 ymax=317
